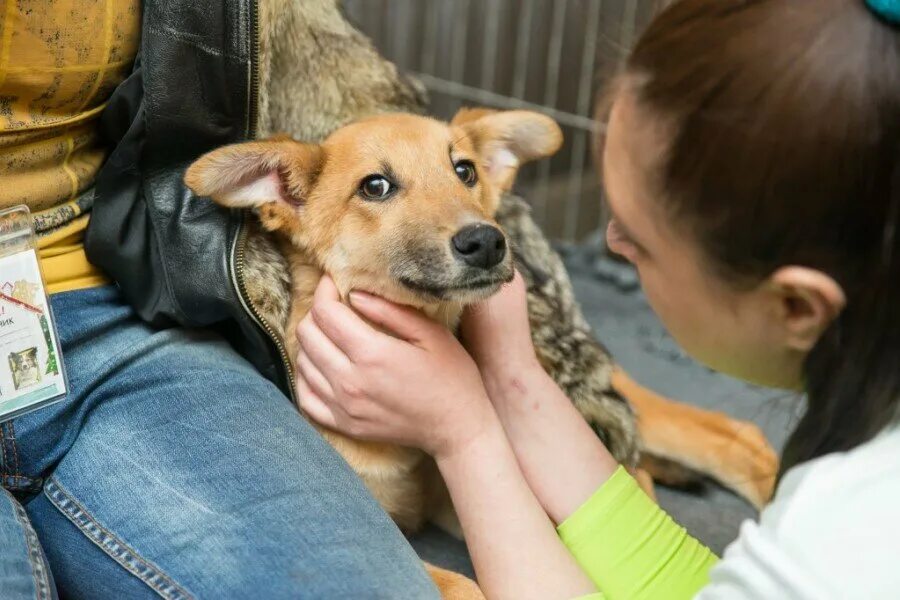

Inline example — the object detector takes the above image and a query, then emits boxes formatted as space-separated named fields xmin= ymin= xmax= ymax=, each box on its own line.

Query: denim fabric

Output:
xmin=0 ymin=285 xmax=438 ymax=599
xmin=0 ymin=488 xmax=55 ymax=600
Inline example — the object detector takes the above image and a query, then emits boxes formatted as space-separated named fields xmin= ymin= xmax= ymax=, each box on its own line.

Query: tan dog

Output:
xmin=250 ymin=0 xmax=777 ymax=512
xmin=186 ymin=108 xmax=562 ymax=598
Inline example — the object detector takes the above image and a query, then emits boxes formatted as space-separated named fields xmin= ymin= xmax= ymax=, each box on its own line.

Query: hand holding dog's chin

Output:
xmin=296 ymin=276 xmax=500 ymax=459
xmin=461 ymin=271 xmax=540 ymax=381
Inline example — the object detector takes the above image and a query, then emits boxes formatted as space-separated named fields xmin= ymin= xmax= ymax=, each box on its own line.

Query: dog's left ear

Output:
xmin=451 ymin=108 xmax=563 ymax=191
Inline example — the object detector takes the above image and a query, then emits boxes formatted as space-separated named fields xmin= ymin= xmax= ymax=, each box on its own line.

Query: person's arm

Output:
xmin=460 ymin=272 xmax=618 ymax=521
xmin=436 ymin=415 xmax=601 ymax=600
xmin=294 ymin=276 xmax=597 ymax=600
xmin=298 ymin=275 xmax=717 ymax=599
xmin=462 ymin=273 xmax=719 ymax=598
xmin=478 ymin=361 xmax=718 ymax=598
xmin=481 ymin=360 xmax=620 ymax=524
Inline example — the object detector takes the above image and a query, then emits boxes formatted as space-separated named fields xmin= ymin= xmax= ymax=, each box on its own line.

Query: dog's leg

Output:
xmin=611 ymin=369 xmax=779 ymax=509
xmin=424 ymin=563 xmax=485 ymax=600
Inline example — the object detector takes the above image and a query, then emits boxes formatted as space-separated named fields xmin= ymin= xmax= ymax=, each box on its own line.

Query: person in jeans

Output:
xmin=0 ymin=1 xmax=437 ymax=598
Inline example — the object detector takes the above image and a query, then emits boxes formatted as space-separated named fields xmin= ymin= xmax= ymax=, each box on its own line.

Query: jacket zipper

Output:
xmin=232 ymin=214 xmax=297 ymax=403
xmin=247 ymin=0 xmax=260 ymax=140
xmin=231 ymin=0 xmax=297 ymax=403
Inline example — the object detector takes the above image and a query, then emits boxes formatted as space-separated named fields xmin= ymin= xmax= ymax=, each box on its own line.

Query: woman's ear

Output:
xmin=451 ymin=108 xmax=563 ymax=191
xmin=184 ymin=136 xmax=323 ymax=209
xmin=767 ymin=266 xmax=846 ymax=351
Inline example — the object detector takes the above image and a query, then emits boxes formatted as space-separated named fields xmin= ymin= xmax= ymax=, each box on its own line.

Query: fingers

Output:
xmin=494 ymin=269 xmax=527 ymax=308
xmin=309 ymin=274 xmax=439 ymax=357
xmin=460 ymin=290 xmax=506 ymax=337
xmin=511 ymin=269 xmax=526 ymax=290
xmin=296 ymin=349 xmax=334 ymax=400
xmin=463 ymin=269 xmax=525 ymax=320
xmin=296 ymin=314 xmax=352 ymax=380
xmin=307 ymin=275 xmax=397 ymax=362
xmin=313 ymin=274 xmax=343 ymax=304
xmin=348 ymin=291 xmax=438 ymax=346
xmin=309 ymin=299 xmax=389 ymax=363
xmin=295 ymin=374 xmax=338 ymax=429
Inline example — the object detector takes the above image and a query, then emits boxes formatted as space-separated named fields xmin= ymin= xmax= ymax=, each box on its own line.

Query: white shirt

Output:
xmin=699 ymin=424 xmax=900 ymax=599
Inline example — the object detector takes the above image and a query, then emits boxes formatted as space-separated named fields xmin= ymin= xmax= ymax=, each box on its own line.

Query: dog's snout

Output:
xmin=451 ymin=224 xmax=507 ymax=269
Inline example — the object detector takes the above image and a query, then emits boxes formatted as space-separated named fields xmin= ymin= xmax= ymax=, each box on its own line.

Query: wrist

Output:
xmin=481 ymin=357 xmax=549 ymax=405
xmin=434 ymin=403 xmax=506 ymax=468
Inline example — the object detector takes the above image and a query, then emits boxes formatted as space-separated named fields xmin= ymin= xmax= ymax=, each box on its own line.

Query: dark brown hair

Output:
xmin=620 ymin=0 xmax=900 ymax=475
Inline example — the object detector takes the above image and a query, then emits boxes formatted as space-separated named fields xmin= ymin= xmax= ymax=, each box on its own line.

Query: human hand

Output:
xmin=295 ymin=276 xmax=496 ymax=459
xmin=460 ymin=271 xmax=543 ymax=392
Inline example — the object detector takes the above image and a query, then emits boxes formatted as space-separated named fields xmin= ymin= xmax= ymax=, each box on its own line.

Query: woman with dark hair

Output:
xmin=296 ymin=0 xmax=900 ymax=597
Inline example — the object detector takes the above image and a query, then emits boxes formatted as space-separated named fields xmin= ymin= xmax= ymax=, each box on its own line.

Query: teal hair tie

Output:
xmin=867 ymin=0 xmax=900 ymax=24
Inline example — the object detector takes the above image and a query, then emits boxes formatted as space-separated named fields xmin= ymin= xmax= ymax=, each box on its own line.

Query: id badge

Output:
xmin=0 ymin=206 xmax=67 ymax=422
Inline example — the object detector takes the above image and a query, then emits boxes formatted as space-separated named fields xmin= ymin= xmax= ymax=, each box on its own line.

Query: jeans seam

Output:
xmin=2 ymin=422 xmax=40 ymax=492
xmin=0 ymin=423 xmax=7 ymax=479
xmin=9 ymin=492 xmax=53 ymax=600
xmin=44 ymin=477 xmax=194 ymax=600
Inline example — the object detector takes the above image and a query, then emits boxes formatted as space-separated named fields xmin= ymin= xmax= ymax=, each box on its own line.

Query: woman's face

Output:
xmin=602 ymin=92 xmax=816 ymax=389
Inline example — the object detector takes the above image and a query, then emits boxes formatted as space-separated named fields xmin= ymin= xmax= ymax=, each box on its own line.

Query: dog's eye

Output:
xmin=359 ymin=175 xmax=395 ymax=201
xmin=454 ymin=160 xmax=477 ymax=187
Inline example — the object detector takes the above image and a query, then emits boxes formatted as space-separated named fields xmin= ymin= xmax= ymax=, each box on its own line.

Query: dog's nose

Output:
xmin=451 ymin=224 xmax=507 ymax=269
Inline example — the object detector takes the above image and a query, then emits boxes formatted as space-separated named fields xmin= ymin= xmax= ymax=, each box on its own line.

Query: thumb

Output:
xmin=348 ymin=291 xmax=438 ymax=346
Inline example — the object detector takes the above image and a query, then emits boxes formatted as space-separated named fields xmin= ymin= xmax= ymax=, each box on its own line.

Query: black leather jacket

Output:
xmin=85 ymin=0 xmax=292 ymax=395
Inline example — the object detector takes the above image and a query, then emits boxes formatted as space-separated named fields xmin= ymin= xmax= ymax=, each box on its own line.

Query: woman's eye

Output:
xmin=454 ymin=160 xmax=477 ymax=187
xmin=359 ymin=175 xmax=395 ymax=201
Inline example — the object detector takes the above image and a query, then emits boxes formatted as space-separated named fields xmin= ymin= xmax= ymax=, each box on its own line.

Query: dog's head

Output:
xmin=185 ymin=109 xmax=562 ymax=306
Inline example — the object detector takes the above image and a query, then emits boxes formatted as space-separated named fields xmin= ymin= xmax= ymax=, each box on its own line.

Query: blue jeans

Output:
xmin=0 ymin=285 xmax=438 ymax=599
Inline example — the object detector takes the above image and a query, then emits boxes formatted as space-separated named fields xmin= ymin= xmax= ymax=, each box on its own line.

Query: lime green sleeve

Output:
xmin=558 ymin=466 xmax=719 ymax=600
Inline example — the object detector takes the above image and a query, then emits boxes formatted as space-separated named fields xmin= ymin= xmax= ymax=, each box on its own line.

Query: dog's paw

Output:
xmin=425 ymin=563 xmax=485 ymax=600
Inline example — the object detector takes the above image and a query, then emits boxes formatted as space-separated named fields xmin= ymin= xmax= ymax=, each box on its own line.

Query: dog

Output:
xmin=249 ymin=0 xmax=777 ymax=509
xmin=186 ymin=107 xmax=566 ymax=598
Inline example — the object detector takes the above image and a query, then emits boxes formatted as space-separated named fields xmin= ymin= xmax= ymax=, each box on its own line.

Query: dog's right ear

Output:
xmin=184 ymin=137 xmax=323 ymax=209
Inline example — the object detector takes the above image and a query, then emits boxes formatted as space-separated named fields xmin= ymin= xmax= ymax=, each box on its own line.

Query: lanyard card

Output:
xmin=0 ymin=206 xmax=67 ymax=422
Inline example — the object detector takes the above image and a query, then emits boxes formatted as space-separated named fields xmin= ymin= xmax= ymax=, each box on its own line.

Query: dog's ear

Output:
xmin=453 ymin=109 xmax=563 ymax=191
xmin=184 ymin=136 xmax=323 ymax=209
xmin=450 ymin=107 xmax=499 ymax=127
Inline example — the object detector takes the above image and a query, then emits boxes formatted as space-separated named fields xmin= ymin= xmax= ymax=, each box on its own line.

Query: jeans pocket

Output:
xmin=43 ymin=477 xmax=193 ymax=600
